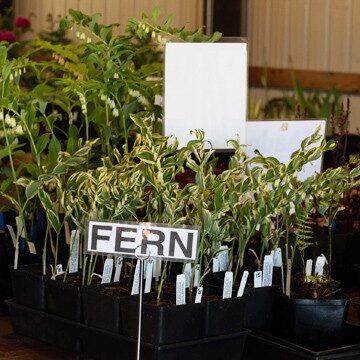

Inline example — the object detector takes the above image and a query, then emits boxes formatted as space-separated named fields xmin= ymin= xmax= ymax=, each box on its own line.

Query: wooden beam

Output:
xmin=249 ymin=66 xmax=360 ymax=94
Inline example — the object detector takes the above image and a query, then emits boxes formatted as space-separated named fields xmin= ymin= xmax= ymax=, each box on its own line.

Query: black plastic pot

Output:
xmin=355 ymin=303 xmax=360 ymax=325
xmin=244 ymin=286 xmax=286 ymax=333
xmin=82 ymin=282 xmax=130 ymax=334
xmin=7 ymin=299 xmax=249 ymax=360
xmin=282 ymin=294 xmax=350 ymax=348
xmin=10 ymin=263 xmax=46 ymax=311
xmin=244 ymin=324 xmax=360 ymax=360
xmin=82 ymin=325 xmax=250 ymax=360
xmin=202 ymin=294 xmax=247 ymax=337
xmin=7 ymin=300 xmax=83 ymax=353
xmin=121 ymin=293 xmax=203 ymax=345
xmin=45 ymin=275 xmax=83 ymax=322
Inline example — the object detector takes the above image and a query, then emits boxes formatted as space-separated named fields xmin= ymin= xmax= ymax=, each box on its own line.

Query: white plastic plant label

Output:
xmin=69 ymin=229 xmax=80 ymax=273
xmin=144 ymin=258 xmax=154 ymax=293
xmin=113 ymin=256 xmax=123 ymax=282
xmin=27 ymin=241 xmax=37 ymax=255
xmin=212 ymin=256 xmax=220 ymax=273
xmin=262 ymin=255 xmax=274 ymax=287
xmin=153 ymin=258 xmax=162 ymax=279
xmin=56 ymin=264 xmax=63 ymax=275
xmin=101 ymin=257 xmax=114 ymax=284
xmin=237 ymin=270 xmax=249 ymax=297
xmin=7 ymin=225 xmax=17 ymax=247
xmin=176 ymin=274 xmax=186 ymax=305
xmin=222 ymin=271 xmax=233 ymax=299
xmin=131 ymin=260 xmax=141 ymax=295
xmin=184 ymin=262 xmax=192 ymax=288
xmin=195 ymin=286 xmax=203 ymax=303
xmin=315 ymin=256 xmax=326 ymax=276
xmin=218 ymin=245 xmax=229 ymax=272
xmin=254 ymin=271 xmax=262 ymax=288
xmin=305 ymin=259 xmax=313 ymax=282
xmin=194 ymin=264 xmax=200 ymax=288
xmin=273 ymin=248 xmax=283 ymax=267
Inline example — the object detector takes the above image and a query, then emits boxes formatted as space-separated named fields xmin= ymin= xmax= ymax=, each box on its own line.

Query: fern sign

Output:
xmin=86 ymin=220 xmax=200 ymax=262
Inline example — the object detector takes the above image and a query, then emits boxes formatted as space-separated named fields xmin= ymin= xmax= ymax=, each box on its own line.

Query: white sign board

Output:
xmin=164 ymin=42 xmax=247 ymax=149
xmin=245 ymin=120 xmax=326 ymax=180
xmin=87 ymin=221 xmax=199 ymax=262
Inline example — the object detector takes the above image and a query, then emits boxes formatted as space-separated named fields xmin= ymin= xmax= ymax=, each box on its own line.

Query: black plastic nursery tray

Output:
xmin=243 ymin=326 xmax=360 ymax=360
xmin=6 ymin=300 xmax=250 ymax=360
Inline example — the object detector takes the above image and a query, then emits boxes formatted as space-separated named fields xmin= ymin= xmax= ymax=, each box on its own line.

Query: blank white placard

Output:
xmin=245 ymin=120 xmax=326 ymax=180
xmin=164 ymin=42 xmax=247 ymax=149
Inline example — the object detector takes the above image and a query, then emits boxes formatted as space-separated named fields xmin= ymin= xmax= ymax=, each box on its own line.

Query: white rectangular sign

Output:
xmin=245 ymin=119 xmax=326 ymax=180
xmin=164 ymin=42 xmax=247 ymax=149
xmin=87 ymin=221 xmax=199 ymax=262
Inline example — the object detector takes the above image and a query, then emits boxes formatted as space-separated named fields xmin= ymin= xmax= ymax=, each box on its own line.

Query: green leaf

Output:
xmin=53 ymin=163 xmax=67 ymax=175
xmin=25 ymin=180 xmax=43 ymax=200
xmin=36 ymin=133 xmax=50 ymax=155
xmin=137 ymin=151 xmax=156 ymax=164
xmin=48 ymin=136 xmax=61 ymax=167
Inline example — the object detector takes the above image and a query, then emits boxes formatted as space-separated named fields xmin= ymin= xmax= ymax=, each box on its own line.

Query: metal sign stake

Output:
xmin=135 ymin=244 xmax=150 ymax=360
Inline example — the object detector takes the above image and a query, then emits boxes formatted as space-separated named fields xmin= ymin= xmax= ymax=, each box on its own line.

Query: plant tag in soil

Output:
xmin=262 ymin=255 xmax=273 ymax=287
xmin=195 ymin=286 xmax=203 ymax=303
xmin=194 ymin=264 xmax=200 ymax=287
xmin=212 ymin=255 xmax=220 ymax=273
xmin=305 ymin=259 xmax=313 ymax=282
xmin=254 ymin=270 xmax=262 ymax=288
xmin=153 ymin=258 xmax=162 ymax=279
xmin=69 ymin=229 xmax=80 ymax=273
xmin=223 ymin=271 xmax=233 ymax=299
xmin=131 ymin=260 xmax=141 ymax=295
xmin=101 ymin=258 xmax=114 ymax=284
xmin=56 ymin=264 xmax=63 ymax=275
xmin=113 ymin=256 xmax=123 ymax=282
xmin=176 ymin=274 xmax=186 ymax=305
xmin=273 ymin=248 xmax=283 ymax=267
xmin=218 ymin=245 xmax=229 ymax=272
xmin=6 ymin=225 xmax=17 ymax=247
xmin=184 ymin=262 xmax=192 ymax=288
xmin=27 ymin=241 xmax=37 ymax=255
xmin=144 ymin=258 xmax=154 ymax=293
xmin=315 ymin=256 xmax=325 ymax=276
xmin=237 ymin=270 xmax=249 ymax=297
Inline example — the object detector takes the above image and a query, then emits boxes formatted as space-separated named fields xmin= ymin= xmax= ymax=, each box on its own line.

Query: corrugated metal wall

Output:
xmin=13 ymin=0 xmax=360 ymax=133
xmin=14 ymin=0 xmax=203 ymax=35
xmin=248 ymin=0 xmax=360 ymax=133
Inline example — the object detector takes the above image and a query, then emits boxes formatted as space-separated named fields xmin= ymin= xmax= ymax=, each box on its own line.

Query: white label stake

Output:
xmin=113 ymin=256 xmax=123 ymax=282
xmin=101 ymin=257 xmax=114 ymax=284
xmin=131 ymin=260 xmax=141 ymax=295
xmin=194 ymin=264 xmax=200 ymax=287
xmin=218 ymin=245 xmax=229 ymax=272
xmin=223 ymin=271 xmax=233 ymax=299
xmin=237 ymin=270 xmax=249 ymax=297
xmin=69 ymin=230 xmax=80 ymax=273
xmin=305 ymin=259 xmax=313 ymax=282
xmin=315 ymin=256 xmax=326 ymax=276
xmin=195 ymin=286 xmax=203 ymax=303
xmin=212 ymin=255 xmax=220 ymax=273
xmin=144 ymin=259 xmax=154 ymax=293
xmin=262 ymin=255 xmax=274 ymax=287
xmin=254 ymin=271 xmax=262 ymax=288
xmin=176 ymin=274 xmax=186 ymax=305
xmin=184 ymin=263 xmax=192 ymax=288
xmin=273 ymin=248 xmax=284 ymax=293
